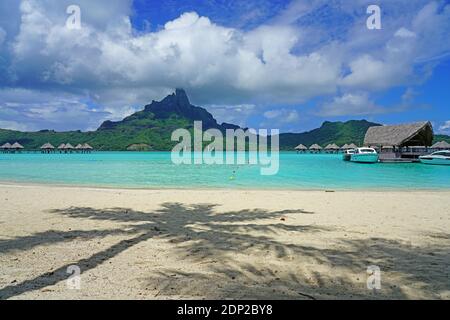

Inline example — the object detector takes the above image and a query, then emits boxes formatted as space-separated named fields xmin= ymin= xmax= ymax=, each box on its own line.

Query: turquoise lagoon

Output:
xmin=0 ymin=152 xmax=449 ymax=190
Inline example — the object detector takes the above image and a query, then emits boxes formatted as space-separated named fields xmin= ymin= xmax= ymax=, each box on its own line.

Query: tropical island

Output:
xmin=2 ymin=89 xmax=448 ymax=151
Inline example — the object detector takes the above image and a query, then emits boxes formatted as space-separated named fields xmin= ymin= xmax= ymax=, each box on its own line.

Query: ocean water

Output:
xmin=0 ymin=152 xmax=449 ymax=190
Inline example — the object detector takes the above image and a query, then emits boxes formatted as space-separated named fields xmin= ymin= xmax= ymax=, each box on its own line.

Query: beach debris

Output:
xmin=280 ymin=217 xmax=286 ymax=221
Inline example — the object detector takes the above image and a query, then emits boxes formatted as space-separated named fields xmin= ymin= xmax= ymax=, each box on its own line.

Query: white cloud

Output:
xmin=318 ymin=93 xmax=386 ymax=117
xmin=207 ymin=104 xmax=256 ymax=128
xmin=395 ymin=27 xmax=416 ymax=39
xmin=263 ymin=108 xmax=300 ymax=124
xmin=0 ymin=0 xmax=449 ymax=130
xmin=439 ymin=120 xmax=450 ymax=134
xmin=0 ymin=120 xmax=29 ymax=131
xmin=0 ymin=88 xmax=110 ymax=131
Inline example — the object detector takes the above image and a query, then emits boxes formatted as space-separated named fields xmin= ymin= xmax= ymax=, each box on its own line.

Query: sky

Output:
xmin=0 ymin=0 xmax=449 ymax=134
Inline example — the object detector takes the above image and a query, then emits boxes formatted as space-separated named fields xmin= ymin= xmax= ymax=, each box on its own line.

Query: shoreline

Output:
xmin=1 ymin=180 xmax=450 ymax=193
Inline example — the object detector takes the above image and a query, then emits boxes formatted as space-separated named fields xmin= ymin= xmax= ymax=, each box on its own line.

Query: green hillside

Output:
xmin=434 ymin=135 xmax=450 ymax=144
xmin=278 ymin=120 xmax=381 ymax=150
xmin=1 ymin=89 xmax=448 ymax=151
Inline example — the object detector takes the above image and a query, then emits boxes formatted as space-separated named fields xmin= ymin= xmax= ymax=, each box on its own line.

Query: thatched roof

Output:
xmin=82 ymin=143 xmax=93 ymax=150
xmin=127 ymin=143 xmax=150 ymax=151
xmin=364 ymin=121 xmax=433 ymax=147
xmin=340 ymin=144 xmax=349 ymax=150
xmin=348 ymin=143 xmax=358 ymax=149
xmin=325 ymin=143 xmax=339 ymax=150
xmin=295 ymin=144 xmax=307 ymax=150
xmin=1 ymin=142 xmax=12 ymax=149
xmin=64 ymin=143 xmax=74 ymax=149
xmin=431 ymin=141 xmax=450 ymax=149
xmin=58 ymin=143 xmax=66 ymax=149
xmin=11 ymin=142 xmax=24 ymax=149
xmin=309 ymin=144 xmax=322 ymax=150
xmin=40 ymin=143 xmax=55 ymax=149
xmin=75 ymin=144 xmax=83 ymax=149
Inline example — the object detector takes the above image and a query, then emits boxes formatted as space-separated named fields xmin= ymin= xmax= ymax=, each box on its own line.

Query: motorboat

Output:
xmin=342 ymin=149 xmax=355 ymax=161
xmin=419 ymin=150 xmax=450 ymax=165
xmin=350 ymin=148 xmax=379 ymax=163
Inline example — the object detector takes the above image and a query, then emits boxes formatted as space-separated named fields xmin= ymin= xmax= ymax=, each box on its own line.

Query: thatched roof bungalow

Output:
xmin=324 ymin=143 xmax=340 ymax=153
xmin=1 ymin=142 xmax=12 ymax=150
xmin=326 ymin=143 xmax=339 ymax=150
xmin=41 ymin=143 xmax=55 ymax=150
xmin=295 ymin=144 xmax=308 ymax=151
xmin=431 ymin=141 xmax=450 ymax=150
xmin=348 ymin=143 xmax=358 ymax=149
xmin=364 ymin=121 xmax=434 ymax=160
xmin=64 ymin=143 xmax=74 ymax=150
xmin=11 ymin=142 xmax=24 ymax=150
xmin=82 ymin=143 xmax=93 ymax=150
xmin=309 ymin=144 xmax=322 ymax=152
xmin=364 ymin=121 xmax=433 ymax=148
xmin=57 ymin=143 xmax=66 ymax=150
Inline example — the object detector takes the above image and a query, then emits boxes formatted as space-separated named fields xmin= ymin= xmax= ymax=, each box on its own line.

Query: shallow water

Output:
xmin=0 ymin=152 xmax=449 ymax=190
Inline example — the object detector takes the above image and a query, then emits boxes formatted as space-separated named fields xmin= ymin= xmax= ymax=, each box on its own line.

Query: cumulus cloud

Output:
xmin=0 ymin=0 xmax=449 ymax=131
xmin=318 ymin=93 xmax=386 ymax=117
xmin=0 ymin=88 xmax=110 ymax=131
xmin=263 ymin=108 xmax=300 ymax=124
xmin=207 ymin=104 xmax=257 ymax=128
xmin=439 ymin=120 xmax=450 ymax=134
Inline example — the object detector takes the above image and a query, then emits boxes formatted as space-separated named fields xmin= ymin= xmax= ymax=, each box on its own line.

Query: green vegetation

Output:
xmin=434 ymin=135 xmax=450 ymax=144
xmin=1 ymin=89 xmax=448 ymax=151
xmin=278 ymin=120 xmax=382 ymax=150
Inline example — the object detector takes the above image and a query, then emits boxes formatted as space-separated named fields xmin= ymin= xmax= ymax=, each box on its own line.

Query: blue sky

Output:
xmin=0 ymin=0 xmax=449 ymax=134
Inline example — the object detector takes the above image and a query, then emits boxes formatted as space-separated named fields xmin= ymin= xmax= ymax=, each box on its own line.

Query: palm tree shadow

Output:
xmin=0 ymin=203 xmax=316 ymax=299
xmin=0 ymin=203 xmax=448 ymax=299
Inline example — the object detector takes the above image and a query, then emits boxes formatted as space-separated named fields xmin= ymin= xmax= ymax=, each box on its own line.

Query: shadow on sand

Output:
xmin=0 ymin=203 xmax=448 ymax=299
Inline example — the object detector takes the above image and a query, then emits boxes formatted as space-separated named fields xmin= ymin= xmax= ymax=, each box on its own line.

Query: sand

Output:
xmin=0 ymin=184 xmax=449 ymax=300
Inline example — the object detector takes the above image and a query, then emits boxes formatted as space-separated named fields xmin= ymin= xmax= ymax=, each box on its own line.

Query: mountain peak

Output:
xmin=175 ymin=88 xmax=188 ymax=98
xmin=173 ymin=88 xmax=190 ymax=108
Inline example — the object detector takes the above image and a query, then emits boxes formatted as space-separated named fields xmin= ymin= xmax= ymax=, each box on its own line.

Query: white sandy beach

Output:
xmin=0 ymin=184 xmax=449 ymax=300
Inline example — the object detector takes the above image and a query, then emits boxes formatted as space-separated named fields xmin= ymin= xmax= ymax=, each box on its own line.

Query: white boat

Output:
xmin=342 ymin=149 xmax=355 ymax=161
xmin=419 ymin=150 xmax=450 ymax=165
xmin=350 ymin=148 xmax=379 ymax=163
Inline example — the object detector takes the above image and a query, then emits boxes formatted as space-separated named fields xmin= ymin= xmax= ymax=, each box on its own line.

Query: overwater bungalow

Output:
xmin=75 ymin=144 xmax=84 ymax=152
xmin=347 ymin=143 xmax=358 ymax=149
xmin=325 ymin=143 xmax=340 ymax=153
xmin=40 ymin=143 xmax=55 ymax=153
xmin=295 ymin=144 xmax=308 ymax=153
xmin=73 ymin=143 xmax=93 ymax=153
xmin=309 ymin=144 xmax=322 ymax=153
xmin=82 ymin=143 xmax=94 ymax=153
xmin=431 ymin=141 xmax=450 ymax=151
xmin=364 ymin=121 xmax=433 ymax=162
xmin=340 ymin=144 xmax=350 ymax=151
xmin=11 ymin=142 xmax=24 ymax=153
xmin=1 ymin=142 xmax=12 ymax=153
xmin=57 ymin=143 xmax=66 ymax=153
xmin=64 ymin=143 xmax=75 ymax=153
